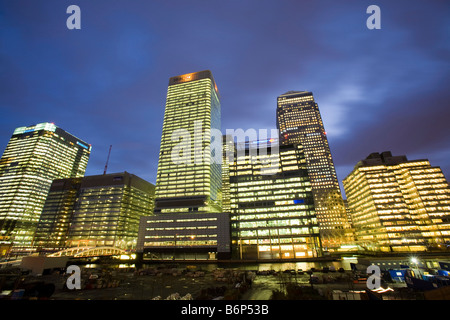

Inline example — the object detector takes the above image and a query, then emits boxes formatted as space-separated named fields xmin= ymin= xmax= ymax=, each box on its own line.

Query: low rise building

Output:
xmin=137 ymin=212 xmax=230 ymax=260
xmin=33 ymin=172 xmax=155 ymax=253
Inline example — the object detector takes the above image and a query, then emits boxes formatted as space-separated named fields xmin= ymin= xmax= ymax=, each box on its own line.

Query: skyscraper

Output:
xmin=0 ymin=122 xmax=90 ymax=257
xmin=33 ymin=172 xmax=155 ymax=253
xmin=276 ymin=91 xmax=352 ymax=250
xmin=229 ymin=141 xmax=321 ymax=260
xmin=154 ymin=70 xmax=222 ymax=214
xmin=138 ymin=70 xmax=230 ymax=261
xmin=344 ymin=151 xmax=450 ymax=252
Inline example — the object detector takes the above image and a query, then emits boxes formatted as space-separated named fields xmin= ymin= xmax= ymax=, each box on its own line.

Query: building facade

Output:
xmin=137 ymin=212 xmax=230 ymax=260
xmin=138 ymin=70 xmax=230 ymax=260
xmin=343 ymin=151 xmax=450 ymax=252
xmin=276 ymin=91 xmax=352 ymax=250
xmin=221 ymin=134 xmax=235 ymax=214
xmin=0 ymin=122 xmax=90 ymax=257
xmin=33 ymin=177 xmax=82 ymax=253
xmin=33 ymin=172 xmax=155 ymax=252
xmin=154 ymin=70 xmax=222 ymax=214
xmin=229 ymin=141 xmax=321 ymax=260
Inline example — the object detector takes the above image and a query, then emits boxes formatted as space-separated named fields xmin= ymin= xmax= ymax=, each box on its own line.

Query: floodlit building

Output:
xmin=276 ymin=91 xmax=352 ymax=250
xmin=138 ymin=70 xmax=230 ymax=260
xmin=33 ymin=172 xmax=155 ymax=253
xmin=137 ymin=212 xmax=230 ymax=260
xmin=343 ymin=151 xmax=450 ymax=252
xmin=154 ymin=70 xmax=222 ymax=214
xmin=0 ymin=122 xmax=90 ymax=257
xmin=229 ymin=141 xmax=321 ymax=260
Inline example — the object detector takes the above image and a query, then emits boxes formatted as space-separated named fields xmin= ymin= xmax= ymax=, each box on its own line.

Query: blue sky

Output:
xmin=1 ymin=0 xmax=449 ymax=196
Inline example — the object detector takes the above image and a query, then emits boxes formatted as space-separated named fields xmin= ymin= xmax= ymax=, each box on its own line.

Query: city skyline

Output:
xmin=1 ymin=0 xmax=449 ymax=198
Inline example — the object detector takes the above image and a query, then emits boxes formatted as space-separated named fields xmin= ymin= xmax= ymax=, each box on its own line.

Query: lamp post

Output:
xmin=410 ymin=257 xmax=420 ymax=278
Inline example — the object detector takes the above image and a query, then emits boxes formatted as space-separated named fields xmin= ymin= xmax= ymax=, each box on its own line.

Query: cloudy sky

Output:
xmin=1 ymin=0 xmax=449 ymax=196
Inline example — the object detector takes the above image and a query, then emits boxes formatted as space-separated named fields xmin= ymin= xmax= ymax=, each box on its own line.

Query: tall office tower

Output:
xmin=138 ymin=70 xmax=230 ymax=261
xmin=344 ymin=151 xmax=450 ymax=252
xmin=154 ymin=70 xmax=222 ymax=214
xmin=0 ymin=122 xmax=90 ymax=257
xmin=276 ymin=91 xmax=352 ymax=251
xmin=229 ymin=141 xmax=321 ymax=260
xmin=34 ymin=172 xmax=155 ymax=252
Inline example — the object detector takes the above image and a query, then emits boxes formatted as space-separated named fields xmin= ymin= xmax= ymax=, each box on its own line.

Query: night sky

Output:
xmin=1 ymin=0 xmax=449 ymax=197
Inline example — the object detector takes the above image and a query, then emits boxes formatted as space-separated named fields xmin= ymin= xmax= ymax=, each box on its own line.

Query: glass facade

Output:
xmin=138 ymin=70 xmax=230 ymax=260
xmin=344 ymin=152 xmax=450 ymax=252
xmin=276 ymin=91 xmax=352 ymax=250
xmin=34 ymin=172 xmax=155 ymax=252
xmin=229 ymin=142 xmax=321 ymax=259
xmin=221 ymin=134 xmax=235 ymax=214
xmin=33 ymin=178 xmax=82 ymax=252
xmin=154 ymin=70 xmax=222 ymax=214
xmin=0 ymin=123 xmax=90 ymax=257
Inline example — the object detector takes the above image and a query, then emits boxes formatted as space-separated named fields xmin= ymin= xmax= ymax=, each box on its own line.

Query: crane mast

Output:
xmin=103 ymin=145 xmax=112 ymax=175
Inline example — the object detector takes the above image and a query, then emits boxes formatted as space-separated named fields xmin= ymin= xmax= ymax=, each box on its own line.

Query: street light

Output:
xmin=410 ymin=257 xmax=419 ymax=271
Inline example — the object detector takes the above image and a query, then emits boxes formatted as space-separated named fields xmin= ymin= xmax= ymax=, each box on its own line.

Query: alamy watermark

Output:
xmin=66 ymin=265 xmax=81 ymax=290
xmin=170 ymin=121 xmax=280 ymax=175
xmin=366 ymin=265 xmax=381 ymax=290
xmin=65 ymin=4 xmax=381 ymax=31
xmin=65 ymin=264 xmax=383 ymax=291
xmin=366 ymin=5 xmax=381 ymax=30
xmin=66 ymin=5 xmax=81 ymax=30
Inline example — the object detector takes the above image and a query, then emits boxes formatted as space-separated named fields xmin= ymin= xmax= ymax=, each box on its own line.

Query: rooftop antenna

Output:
xmin=103 ymin=145 xmax=112 ymax=175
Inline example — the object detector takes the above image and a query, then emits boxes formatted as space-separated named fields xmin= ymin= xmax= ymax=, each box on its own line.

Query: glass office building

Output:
xmin=0 ymin=122 xmax=90 ymax=257
xmin=138 ymin=70 xmax=230 ymax=261
xmin=229 ymin=141 xmax=321 ymax=260
xmin=34 ymin=172 xmax=155 ymax=252
xmin=276 ymin=91 xmax=352 ymax=251
xmin=154 ymin=70 xmax=222 ymax=214
xmin=344 ymin=151 xmax=450 ymax=252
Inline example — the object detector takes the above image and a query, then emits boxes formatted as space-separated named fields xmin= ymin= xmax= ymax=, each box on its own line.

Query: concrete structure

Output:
xmin=137 ymin=212 xmax=230 ymax=260
xmin=20 ymin=256 xmax=69 ymax=276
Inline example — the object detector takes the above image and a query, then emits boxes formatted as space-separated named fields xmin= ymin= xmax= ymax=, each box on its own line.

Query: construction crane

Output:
xmin=103 ymin=145 xmax=112 ymax=175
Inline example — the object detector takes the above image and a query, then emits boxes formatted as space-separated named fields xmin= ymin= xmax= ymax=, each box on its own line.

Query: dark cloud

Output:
xmin=0 ymin=0 xmax=449 ymax=189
